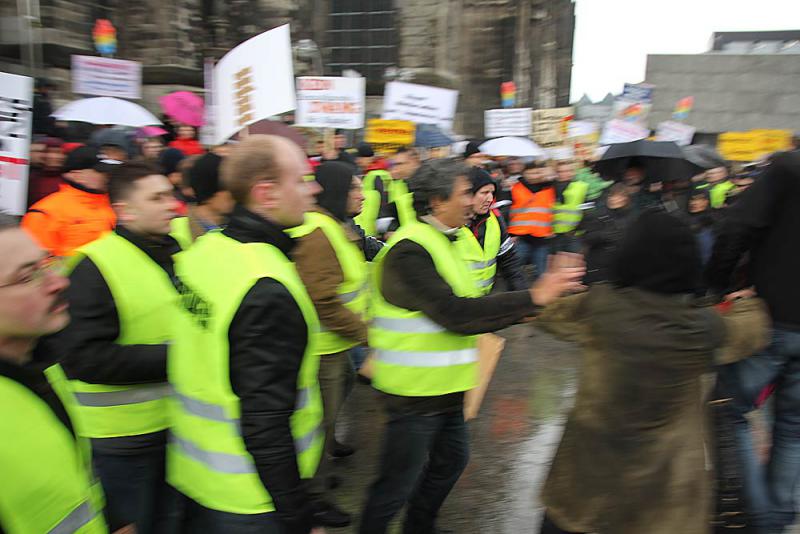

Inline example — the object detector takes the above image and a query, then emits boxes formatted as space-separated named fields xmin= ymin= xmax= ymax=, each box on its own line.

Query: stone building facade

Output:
xmin=0 ymin=0 xmax=574 ymax=137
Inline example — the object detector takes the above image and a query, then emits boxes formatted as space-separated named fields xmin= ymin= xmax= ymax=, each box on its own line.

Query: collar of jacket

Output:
xmin=520 ymin=179 xmax=551 ymax=194
xmin=419 ymin=215 xmax=460 ymax=241
xmin=115 ymin=224 xmax=180 ymax=269
xmin=223 ymin=204 xmax=296 ymax=256
xmin=62 ymin=177 xmax=106 ymax=196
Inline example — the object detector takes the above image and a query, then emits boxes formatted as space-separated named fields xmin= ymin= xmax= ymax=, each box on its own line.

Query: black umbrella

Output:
xmin=682 ymin=144 xmax=727 ymax=171
xmin=595 ymin=139 xmax=697 ymax=182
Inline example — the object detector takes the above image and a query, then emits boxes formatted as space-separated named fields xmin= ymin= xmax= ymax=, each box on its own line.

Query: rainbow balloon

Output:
xmin=93 ymin=19 xmax=117 ymax=56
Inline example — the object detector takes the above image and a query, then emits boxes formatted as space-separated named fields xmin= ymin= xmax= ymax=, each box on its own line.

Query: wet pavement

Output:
xmin=331 ymin=323 xmax=581 ymax=534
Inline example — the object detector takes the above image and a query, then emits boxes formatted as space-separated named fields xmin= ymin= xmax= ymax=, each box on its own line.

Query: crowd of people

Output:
xmin=1 ymin=111 xmax=799 ymax=534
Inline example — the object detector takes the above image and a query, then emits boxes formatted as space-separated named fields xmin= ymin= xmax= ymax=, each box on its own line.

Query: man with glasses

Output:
xmin=0 ymin=213 xmax=110 ymax=533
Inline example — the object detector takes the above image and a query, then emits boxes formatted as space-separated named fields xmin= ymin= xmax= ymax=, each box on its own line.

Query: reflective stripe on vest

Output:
xmin=455 ymin=212 xmax=501 ymax=295
xmin=68 ymin=232 xmax=178 ymax=438
xmin=73 ymin=383 xmax=172 ymax=407
xmin=48 ymin=500 xmax=99 ymax=534
xmin=369 ymin=222 xmax=480 ymax=397
xmin=287 ymin=212 xmax=369 ymax=355
xmin=168 ymin=231 xmax=324 ymax=514
xmin=508 ymin=183 xmax=555 ymax=238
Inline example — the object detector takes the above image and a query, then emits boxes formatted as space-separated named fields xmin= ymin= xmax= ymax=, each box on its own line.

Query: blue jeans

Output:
xmin=716 ymin=327 xmax=800 ymax=533
xmin=174 ymin=491 xmax=286 ymax=533
xmin=359 ymin=410 xmax=470 ymax=534
xmin=92 ymin=447 xmax=178 ymax=533
xmin=514 ymin=238 xmax=550 ymax=281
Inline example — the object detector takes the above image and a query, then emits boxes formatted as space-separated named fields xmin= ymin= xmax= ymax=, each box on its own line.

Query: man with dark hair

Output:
xmin=359 ymin=158 xmax=585 ymax=534
xmin=43 ymin=161 xmax=181 ymax=532
xmin=0 ymin=213 xmax=111 ymax=533
xmin=22 ymin=145 xmax=118 ymax=257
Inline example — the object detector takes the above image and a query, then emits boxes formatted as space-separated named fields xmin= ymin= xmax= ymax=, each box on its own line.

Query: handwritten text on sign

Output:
xmin=295 ymin=76 xmax=365 ymax=130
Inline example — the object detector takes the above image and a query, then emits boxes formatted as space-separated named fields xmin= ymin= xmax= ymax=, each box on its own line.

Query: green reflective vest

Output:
xmin=553 ymin=180 xmax=589 ymax=234
xmin=455 ymin=212 xmax=501 ymax=295
xmin=697 ymin=180 xmax=735 ymax=208
xmin=171 ymin=216 xmax=193 ymax=250
xmin=354 ymin=170 xmax=391 ymax=236
xmin=288 ymin=211 xmax=369 ymax=355
xmin=168 ymin=230 xmax=324 ymax=514
xmin=0 ymin=364 xmax=107 ymax=534
xmin=369 ymin=222 xmax=480 ymax=397
xmin=67 ymin=232 xmax=178 ymax=438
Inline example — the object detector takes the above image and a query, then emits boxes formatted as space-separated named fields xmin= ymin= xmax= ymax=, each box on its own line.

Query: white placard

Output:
xmin=0 ymin=72 xmax=33 ymax=215
xmin=71 ymin=55 xmax=142 ymax=99
xmin=655 ymin=120 xmax=696 ymax=146
xmin=295 ymin=76 xmax=365 ymax=129
xmin=567 ymin=120 xmax=598 ymax=138
xmin=214 ymin=24 xmax=296 ymax=144
xmin=382 ymin=81 xmax=458 ymax=132
xmin=600 ymin=119 xmax=650 ymax=145
xmin=484 ymin=108 xmax=532 ymax=138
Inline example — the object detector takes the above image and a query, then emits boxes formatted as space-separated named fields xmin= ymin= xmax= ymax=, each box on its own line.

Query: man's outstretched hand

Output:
xmin=529 ymin=253 xmax=587 ymax=307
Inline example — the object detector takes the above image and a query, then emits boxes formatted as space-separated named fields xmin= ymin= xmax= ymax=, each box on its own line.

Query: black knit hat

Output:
xmin=356 ymin=142 xmax=374 ymax=158
xmin=468 ymin=167 xmax=496 ymax=195
xmin=463 ymin=141 xmax=483 ymax=158
xmin=189 ymin=152 xmax=223 ymax=204
xmin=611 ymin=208 xmax=701 ymax=295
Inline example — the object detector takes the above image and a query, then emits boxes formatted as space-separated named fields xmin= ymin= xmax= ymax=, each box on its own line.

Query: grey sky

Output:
xmin=570 ymin=0 xmax=800 ymax=101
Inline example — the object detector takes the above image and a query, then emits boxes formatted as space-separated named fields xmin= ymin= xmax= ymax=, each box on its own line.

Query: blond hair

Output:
xmin=221 ymin=135 xmax=284 ymax=204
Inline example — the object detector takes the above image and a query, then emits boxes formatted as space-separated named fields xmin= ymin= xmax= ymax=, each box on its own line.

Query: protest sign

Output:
xmin=214 ymin=24 xmax=296 ymax=144
xmin=599 ymin=119 xmax=650 ymax=145
xmin=0 ymin=72 xmax=33 ymax=215
xmin=484 ymin=108 xmax=532 ymax=138
xmin=72 ymin=55 xmax=141 ymax=99
xmin=382 ymin=81 xmax=458 ymax=132
xmin=612 ymin=82 xmax=654 ymax=125
xmin=295 ymin=76 xmax=365 ymax=129
xmin=531 ymin=106 xmax=574 ymax=148
xmin=655 ymin=120 xmax=696 ymax=146
xmin=365 ymin=119 xmax=415 ymax=153
xmin=717 ymin=129 xmax=792 ymax=162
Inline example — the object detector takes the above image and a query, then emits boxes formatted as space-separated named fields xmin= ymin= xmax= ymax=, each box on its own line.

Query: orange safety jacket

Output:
xmin=22 ymin=182 xmax=116 ymax=257
xmin=507 ymin=182 xmax=555 ymax=238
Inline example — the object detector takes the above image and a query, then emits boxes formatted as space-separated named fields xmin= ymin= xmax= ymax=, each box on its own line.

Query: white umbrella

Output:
xmin=479 ymin=136 xmax=546 ymax=158
xmin=52 ymin=97 xmax=161 ymax=128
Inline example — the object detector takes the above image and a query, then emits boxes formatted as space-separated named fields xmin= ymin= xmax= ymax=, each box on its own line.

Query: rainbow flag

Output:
xmin=673 ymin=96 xmax=694 ymax=121
xmin=500 ymin=81 xmax=516 ymax=108
xmin=93 ymin=19 xmax=117 ymax=56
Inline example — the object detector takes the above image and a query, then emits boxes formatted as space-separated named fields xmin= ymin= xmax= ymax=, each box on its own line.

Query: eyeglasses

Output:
xmin=0 ymin=255 xmax=60 ymax=289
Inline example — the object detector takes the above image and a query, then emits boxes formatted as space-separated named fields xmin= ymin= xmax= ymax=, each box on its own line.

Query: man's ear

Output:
xmin=112 ymin=201 xmax=132 ymax=224
xmin=251 ymin=181 xmax=278 ymax=210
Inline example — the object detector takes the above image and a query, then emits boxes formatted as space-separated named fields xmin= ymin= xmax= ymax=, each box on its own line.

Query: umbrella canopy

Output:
xmin=682 ymin=144 xmax=727 ymax=171
xmin=480 ymin=137 xmax=546 ymax=158
xmin=415 ymin=124 xmax=454 ymax=148
xmin=243 ymin=120 xmax=308 ymax=149
xmin=52 ymin=97 xmax=161 ymax=128
xmin=159 ymin=91 xmax=205 ymax=127
xmin=595 ymin=139 xmax=696 ymax=182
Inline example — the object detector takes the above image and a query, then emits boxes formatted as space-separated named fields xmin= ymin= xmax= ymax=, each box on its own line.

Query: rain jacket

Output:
xmin=536 ymin=285 xmax=769 ymax=534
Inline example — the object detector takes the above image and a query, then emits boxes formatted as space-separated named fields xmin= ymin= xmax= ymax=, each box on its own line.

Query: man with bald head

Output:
xmin=167 ymin=135 xmax=327 ymax=533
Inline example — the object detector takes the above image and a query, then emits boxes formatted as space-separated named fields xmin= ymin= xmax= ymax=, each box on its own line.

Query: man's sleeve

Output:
xmin=495 ymin=214 xmax=528 ymax=291
xmin=706 ymin=156 xmax=789 ymax=293
xmin=56 ymin=257 xmax=167 ymax=385
xmin=228 ymin=278 xmax=315 ymax=534
xmin=382 ymin=241 xmax=537 ymax=335
xmin=293 ymin=229 xmax=367 ymax=345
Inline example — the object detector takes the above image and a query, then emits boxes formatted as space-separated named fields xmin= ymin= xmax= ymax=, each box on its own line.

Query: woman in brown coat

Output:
xmin=536 ymin=209 xmax=769 ymax=534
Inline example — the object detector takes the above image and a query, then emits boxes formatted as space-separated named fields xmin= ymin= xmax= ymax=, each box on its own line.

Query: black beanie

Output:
xmin=611 ymin=208 xmax=701 ymax=295
xmin=315 ymin=161 xmax=355 ymax=222
xmin=463 ymin=141 xmax=483 ymax=158
xmin=159 ymin=147 xmax=185 ymax=176
xmin=469 ymin=167 xmax=496 ymax=195
xmin=189 ymin=153 xmax=223 ymax=204
xmin=356 ymin=142 xmax=374 ymax=158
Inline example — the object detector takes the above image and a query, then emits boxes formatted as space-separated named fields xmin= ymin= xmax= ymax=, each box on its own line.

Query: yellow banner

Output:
xmin=365 ymin=119 xmax=415 ymax=146
xmin=717 ymin=129 xmax=792 ymax=162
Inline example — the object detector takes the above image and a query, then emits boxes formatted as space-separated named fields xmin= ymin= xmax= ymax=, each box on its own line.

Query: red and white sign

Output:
xmin=0 ymin=72 xmax=33 ymax=215
xmin=72 ymin=55 xmax=142 ymax=99
xmin=295 ymin=76 xmax=365 ymax=129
